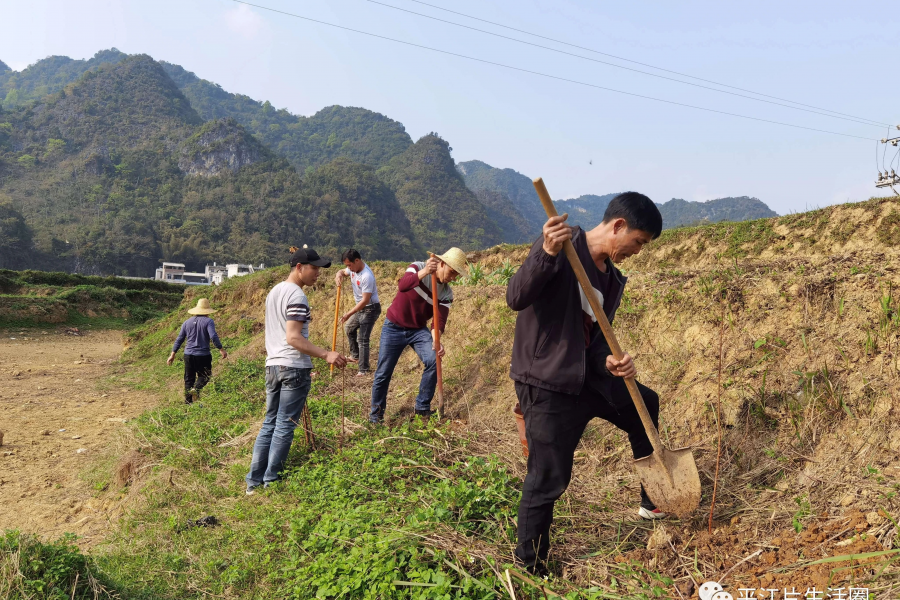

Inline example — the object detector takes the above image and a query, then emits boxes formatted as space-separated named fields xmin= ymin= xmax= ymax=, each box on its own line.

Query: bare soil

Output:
xmin=0 ymin=328 xmax=156 ymax=547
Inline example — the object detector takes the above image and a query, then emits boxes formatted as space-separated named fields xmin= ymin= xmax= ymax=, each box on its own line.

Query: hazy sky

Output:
xmin=3 ymin=0 xmax=899 ymax=214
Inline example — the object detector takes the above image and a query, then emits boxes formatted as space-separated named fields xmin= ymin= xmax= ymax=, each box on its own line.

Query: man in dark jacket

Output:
xmin=506 ymin=192 xmax=664 ymax=574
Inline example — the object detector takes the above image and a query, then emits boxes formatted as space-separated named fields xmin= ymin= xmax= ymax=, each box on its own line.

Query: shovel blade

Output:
xmin=634 ymin=447 xmax=701 ymax=517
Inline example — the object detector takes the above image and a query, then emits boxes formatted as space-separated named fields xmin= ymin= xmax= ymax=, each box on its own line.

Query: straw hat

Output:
xmin=187 ymin=298 xmax=217 ymax=315
xmin=433 ymin=247 xmax=469 ymax=278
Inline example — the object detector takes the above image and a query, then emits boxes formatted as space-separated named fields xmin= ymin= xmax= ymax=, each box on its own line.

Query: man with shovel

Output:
xmin=507 ymin=192 xmax=664 ymax=574
xmin=368 ymin=248 xmax=468 ymax=423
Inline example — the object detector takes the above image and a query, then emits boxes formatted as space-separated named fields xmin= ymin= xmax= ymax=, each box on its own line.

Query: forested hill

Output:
xmin=456 ymin=160 xmax=547 ymax=238
xmin=0 ymin=49 xmax=127 ymax=108
xmin=378 ymin=136 xmax=504 ymax=251
xmin=556 ymin=194 xmax=779 ymax=229
xmin=658 ymin=196 xmax=779 ymax=227
xmin=159 ymin=62 xmax=414 ymax=174
xmin=0 ymin=51 xmax=506 ymax=275
xmin=0 ymin=55 xmax=425 ymax=275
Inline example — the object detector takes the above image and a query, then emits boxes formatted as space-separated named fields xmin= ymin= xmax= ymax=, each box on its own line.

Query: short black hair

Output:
xmin=602 ymin=192 xmax=663 ymax=239
xmin=341 ymin=249 xmax=362 ymax=263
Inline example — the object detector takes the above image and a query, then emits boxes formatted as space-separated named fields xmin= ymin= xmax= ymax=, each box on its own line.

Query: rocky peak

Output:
xmin=178 ymin=118 xmax=269 ymax=177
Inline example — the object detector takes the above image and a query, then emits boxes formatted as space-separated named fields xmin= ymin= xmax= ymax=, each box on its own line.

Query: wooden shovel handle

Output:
xmin=431 ymin=269 xmax=444 ymax=412
xmin=330 ymin=282 xmax=342 ymax=376
xmin=532 ymin=177 xmax=662 ymax=453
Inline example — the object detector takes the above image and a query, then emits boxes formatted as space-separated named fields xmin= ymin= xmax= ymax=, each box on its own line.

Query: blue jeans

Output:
xmin=369 ymin=320 xmax=436 ymax=422
xmin=246 ymin=366 xmax=312 ymax=487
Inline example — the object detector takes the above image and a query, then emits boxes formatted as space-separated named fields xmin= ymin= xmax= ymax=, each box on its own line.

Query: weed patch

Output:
xmin=0 ymin=531 xmax=119 ymax=599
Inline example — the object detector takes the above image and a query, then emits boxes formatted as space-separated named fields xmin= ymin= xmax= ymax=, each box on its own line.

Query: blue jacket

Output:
xmin=173 ymin=316 xmax=223 ymax=356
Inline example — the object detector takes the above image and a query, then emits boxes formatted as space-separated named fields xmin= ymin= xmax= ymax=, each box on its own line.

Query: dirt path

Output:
xmin=0 ymin=328 xmax=157 ymax=547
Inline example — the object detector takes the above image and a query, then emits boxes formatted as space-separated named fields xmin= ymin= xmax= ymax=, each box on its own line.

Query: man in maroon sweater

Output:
xmin=369 ymin=248 xmax=468 ymax=423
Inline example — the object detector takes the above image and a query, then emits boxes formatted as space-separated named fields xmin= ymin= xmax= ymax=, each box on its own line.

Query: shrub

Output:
xmin=0 ymin=531 xmax=116 ymax=599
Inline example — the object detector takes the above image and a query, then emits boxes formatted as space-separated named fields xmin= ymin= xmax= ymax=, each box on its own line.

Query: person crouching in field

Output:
xmin=167 ymin=298 xmax=228 ymax=404
xmin=506 ymin=192 xmax=664 ymax=575
xmin=246 ymin=246 xmax=355 ymax=494
xmin=368 ymin=248 xmax=468 ymax=423
xmin=335 ymin=249 xmax=382 ymax=377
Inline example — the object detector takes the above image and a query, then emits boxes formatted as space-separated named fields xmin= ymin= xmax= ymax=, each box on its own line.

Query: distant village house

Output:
xmin=154 ymin=262 xmax=264 ymax=285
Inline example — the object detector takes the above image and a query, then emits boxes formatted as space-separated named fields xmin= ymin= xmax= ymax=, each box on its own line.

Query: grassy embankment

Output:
xmin=0 ymin=270 xmax=185 ymax=328
xmin=5 ymin=195 xmax=900 ymax=599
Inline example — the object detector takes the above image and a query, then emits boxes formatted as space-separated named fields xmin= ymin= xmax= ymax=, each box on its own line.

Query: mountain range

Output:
xmin=0 ymin=49 xmax=776 ymax=275
xmin=457 ymin=160 xmax=777 ymax=240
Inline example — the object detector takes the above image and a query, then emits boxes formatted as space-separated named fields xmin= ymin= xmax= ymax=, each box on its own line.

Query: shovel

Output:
xmin=532 ymin=177 xmax=701 ymax=517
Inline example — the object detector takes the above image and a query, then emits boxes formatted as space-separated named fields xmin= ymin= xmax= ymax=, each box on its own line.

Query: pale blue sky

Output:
xmin=3 ymin=0 xmax=898 ymax=214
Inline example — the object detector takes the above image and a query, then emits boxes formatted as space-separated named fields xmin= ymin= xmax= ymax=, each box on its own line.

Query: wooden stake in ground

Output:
xmin=532 ymin=176 xmax=702 ymax=517
xmin=431 ymin=271 xmax=445 ymax=415
xmin=302 ymin=406 xmax=315 ymax=450
xmin=330 ymin=281 xmax=342 ymax=376
xmin=709 ymin=299 xmax=727 ymax=533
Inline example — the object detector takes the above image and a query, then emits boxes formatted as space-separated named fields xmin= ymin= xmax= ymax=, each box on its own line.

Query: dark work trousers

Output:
xmin=344 ymin=303 xmax=382 ymax=373
xmin=183 ymin=354 xmax=213 ymax=403
xmin=514 ymin=378 xmax=660 ymax=571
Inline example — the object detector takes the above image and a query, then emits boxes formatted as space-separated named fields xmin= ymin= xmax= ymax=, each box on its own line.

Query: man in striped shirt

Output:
xmin=369 ymin=248 xmax=468 ymax=423
xmin=246 ymin=246 xmax=354 ymax=494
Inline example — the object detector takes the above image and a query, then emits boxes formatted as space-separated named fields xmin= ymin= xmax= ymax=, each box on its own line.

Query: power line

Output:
xmin=366 ymin=0 xmax=885 ymax=129
xmin=230 ymin=0 xmax=876 ymax=141
xmin=403 ymin=0 xmax=894 ymax=129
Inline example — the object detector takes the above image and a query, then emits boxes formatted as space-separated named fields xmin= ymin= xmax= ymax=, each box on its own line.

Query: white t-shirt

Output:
xmin=344 ymin=263 xmax=379 ymax=305
xmin=265 ymin=281 xmax=313 ymax=368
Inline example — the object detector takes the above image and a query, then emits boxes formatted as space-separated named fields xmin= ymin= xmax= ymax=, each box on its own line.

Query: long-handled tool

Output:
xmin=429 ymin=256 xmax=445 ymax=415
xmin=533 ymin=177 xmax=701 ymax=517
xmin=330 ymin=281 xmax=342 ymax=376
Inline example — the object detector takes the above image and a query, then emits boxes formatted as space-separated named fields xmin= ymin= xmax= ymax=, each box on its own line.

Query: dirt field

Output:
xmin=0 ymin=328 xmax=158 ymax=547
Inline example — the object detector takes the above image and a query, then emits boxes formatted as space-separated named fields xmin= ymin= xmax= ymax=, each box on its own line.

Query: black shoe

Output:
xmin=414 ymin=409 xmax=433 ymax=418
xmin=523 ymin=560 xmax=549 ymax=578
xmin=184 ymin=392 xmax=193 ymax=405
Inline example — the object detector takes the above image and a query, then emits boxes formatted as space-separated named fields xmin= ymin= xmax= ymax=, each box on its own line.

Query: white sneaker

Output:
xmin=246 ymin=486 xmax=258 ymax=496
xmin=639 ymin=506 xmax=667 ymax=520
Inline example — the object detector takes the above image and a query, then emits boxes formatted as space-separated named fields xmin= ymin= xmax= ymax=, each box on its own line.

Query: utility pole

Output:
xmin=876 ymin=125 xmax=900 ymax=196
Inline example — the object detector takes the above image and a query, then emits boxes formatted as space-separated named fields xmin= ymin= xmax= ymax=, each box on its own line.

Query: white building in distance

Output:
xmin=155 ymin=262 xmax=265 ymax=285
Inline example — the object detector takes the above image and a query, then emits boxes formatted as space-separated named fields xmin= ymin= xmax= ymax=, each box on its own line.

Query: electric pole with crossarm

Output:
xmin=876 ymin=125 xmax=900 ymax=196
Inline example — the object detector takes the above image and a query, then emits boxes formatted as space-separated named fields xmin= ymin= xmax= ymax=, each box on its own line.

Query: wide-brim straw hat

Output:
xmin=188 ymin=298 xmax=217 ymax=315
xmin=432 ymin=247 xmax=469 ymax=278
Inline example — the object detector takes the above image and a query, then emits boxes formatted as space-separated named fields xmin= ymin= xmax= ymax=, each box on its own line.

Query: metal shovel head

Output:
xmin=633 ymin=446 xmax=701 ymax=518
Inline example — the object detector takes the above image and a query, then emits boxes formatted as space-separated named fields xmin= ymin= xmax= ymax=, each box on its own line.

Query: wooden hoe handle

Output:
xmin=431 ymin=269 xmax=445 ymax=413
xmin=532 ymin=178 xmax=663 ymax=453
xmin=330 ymin=282 xmax=342 ymax=376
